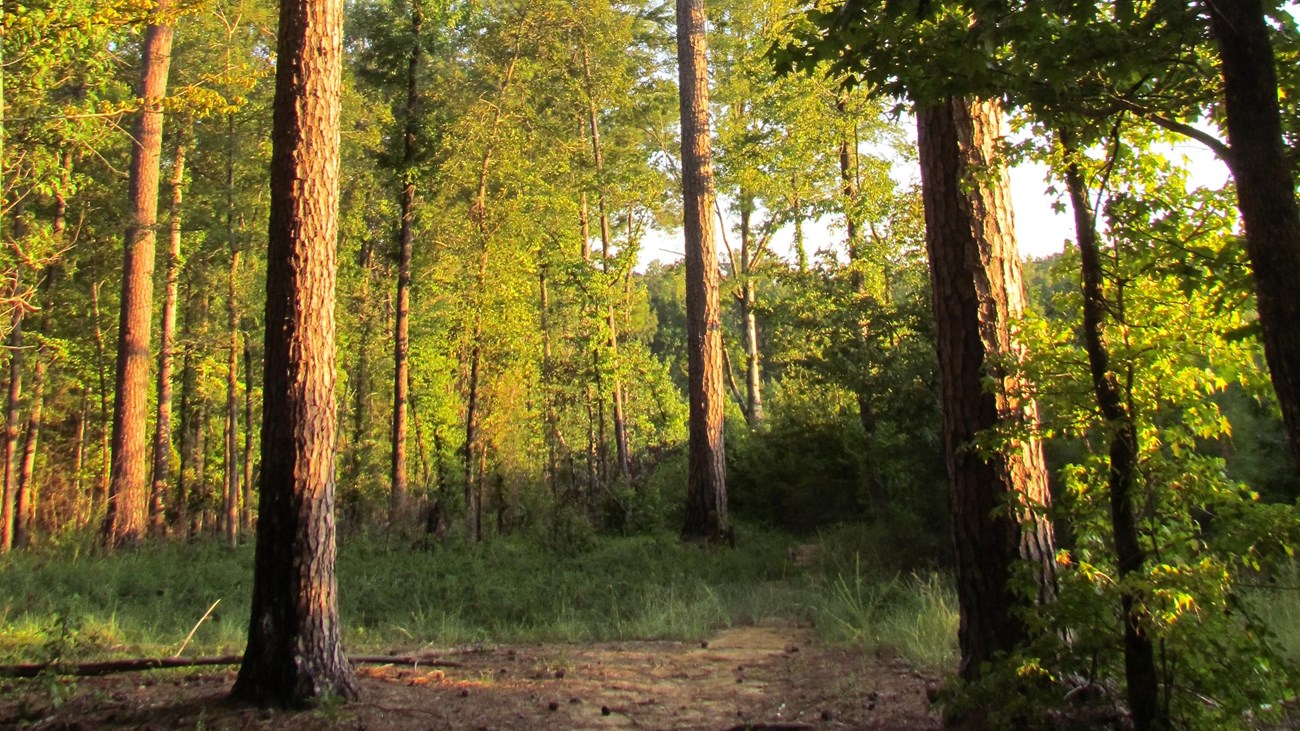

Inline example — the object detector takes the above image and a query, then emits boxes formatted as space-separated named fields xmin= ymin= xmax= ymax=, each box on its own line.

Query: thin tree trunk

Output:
xmin=104 ymin=3 xmax=175 ymax=546
xmin=231 ymin=0 xmax=357 ymax=705
xmin=460 ymin=30 xmax=523 ymax=543
xmin=676 ymin=0 xmax=728 ymax=542
xmin=150 ymin=132 xmax=187 ymax=535
xmin=242 ymin=332 xmax=254 ymax=531
xmin=915 ymin=97 xmax=1055 ymax=682
xmin=73 ymin=395 xmax=87 ymax=524
xmin=1 ymin=309 xmax=22 ymax=552
xmin=1205 ymin=0 xmax=1300 ymax=473
xmin=221 ymin=107 xmax=242 ymax=548
xmin=737 ymin=205 xmax=762 ymax=426
xmin=14 ymin=342 xmax=42 ymax=549
xmin=175 ymin=281 xmax=197 ymax=535
xmin=192 ymin=399 xmax=208 ymax=535
xmin=89 ymin=281 xmax=110 ymax=517
xmin=538 ymin=263 xmax=558 ymax=495
xmin=14 ymin=269 xmax=56 ymax=548
xmin=1061 ymin=137 xmax=1162 ymax=731
xmin=224 ymin=247 xmax=241 ymax=548
xmin=344 ymin=238 xmax=374 ymax=488
xmin=582 ymin=51 xmax=630 ymax=481
xmin=391 ymin=0 xmax=423 ymax=524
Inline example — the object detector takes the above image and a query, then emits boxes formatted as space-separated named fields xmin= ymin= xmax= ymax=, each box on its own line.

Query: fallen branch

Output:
xmin=0 ymin=654 xmax=462 ymax=679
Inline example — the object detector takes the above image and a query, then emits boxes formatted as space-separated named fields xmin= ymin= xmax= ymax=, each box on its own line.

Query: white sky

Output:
xmin=640 ymin=135 xmax=1233 ymax=268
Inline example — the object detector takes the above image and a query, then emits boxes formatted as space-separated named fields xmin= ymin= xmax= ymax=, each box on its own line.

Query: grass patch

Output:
xmin=0 ymin=526 xmax=960 ymax=678
xmin=0 ymin=527 xmax=819 ymax=661
xmin=814 ymin=555 xmax=958 ymax=673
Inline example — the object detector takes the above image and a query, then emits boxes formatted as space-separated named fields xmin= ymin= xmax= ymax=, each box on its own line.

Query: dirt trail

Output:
xmin=0 ymin=624 xmax=940 ymax=730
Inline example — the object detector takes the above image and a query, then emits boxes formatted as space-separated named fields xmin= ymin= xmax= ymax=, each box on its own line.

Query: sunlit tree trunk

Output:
xmin=676 ymin=0 xmax=728 ymax=542
xmin=0 ymin=305 xmax=22 ymax=552
xmin=104 ymin=3 xmax=175 ymax=546
xmin=231 ymin=0 xmax=357 ymax=706
xmin=737 ymin=204 xmax=762 ymax=427
xmin=150 ymin=131 xmax=187 ymax=535
xmin=915 ymin=97 xmax=1055 ymax=683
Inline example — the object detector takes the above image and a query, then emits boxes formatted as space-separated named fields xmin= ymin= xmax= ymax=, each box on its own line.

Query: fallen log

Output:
xmin=0 ymin=654 xmax=462 ymax=679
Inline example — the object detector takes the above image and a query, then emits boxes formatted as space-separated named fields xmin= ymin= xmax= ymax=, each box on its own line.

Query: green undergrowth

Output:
xmin=0 ymin=524 xmax=971 ymax=673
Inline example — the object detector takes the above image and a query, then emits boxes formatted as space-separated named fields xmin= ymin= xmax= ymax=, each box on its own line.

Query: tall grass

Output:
xmin=0 ymin=528 xmax=813 ymax=661
xmin=0 ymin=526 xmax=959 ymax=676
xmin=813 ymin=555 xmax=958 ymax=673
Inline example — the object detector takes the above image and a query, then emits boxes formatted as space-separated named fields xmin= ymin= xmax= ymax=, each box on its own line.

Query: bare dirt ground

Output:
xmin=0 ymin=624 xmax=941 ymax=730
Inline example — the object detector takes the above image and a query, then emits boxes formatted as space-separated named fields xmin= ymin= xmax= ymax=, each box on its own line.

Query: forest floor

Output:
xmin=0 ymin=623 xmax=940 ymax=730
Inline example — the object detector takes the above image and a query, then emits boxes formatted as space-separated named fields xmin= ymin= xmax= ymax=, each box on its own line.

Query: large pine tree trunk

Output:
xmin=150 ymin=134 xmax=187 ymax=536
xmin=915 ymin=97 xmax=1055 ymax=682
xmin=1205 ymin=0 xmax=1300 ymax=473
xmin=390 ymin=0 xmax=422 ymax=524
xmin=230 ymin=0 xmax=357 ymax=706
xmin=1061 ymin=140 xmax=1162 ymax=731
xmin=676 ymin=0 xmax=728 ymax=542
xmin=104 ymin=5 xmax=175 ymax=546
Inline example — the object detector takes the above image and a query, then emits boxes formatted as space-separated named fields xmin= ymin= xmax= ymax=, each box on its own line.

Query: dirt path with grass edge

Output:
xmin=0 ymin=623 xmax=940 ymax=730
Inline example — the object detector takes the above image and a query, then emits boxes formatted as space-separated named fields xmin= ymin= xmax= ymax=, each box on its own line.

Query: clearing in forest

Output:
xmin=0 ymin=624 xmax=939 ymax=730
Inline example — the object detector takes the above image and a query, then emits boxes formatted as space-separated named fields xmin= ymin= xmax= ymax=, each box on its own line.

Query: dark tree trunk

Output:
xmin=915 ymin=97 xmax=1056 ymax=682
xmin=391 ymin=0 xmax=423 ymax=524
xmin=104 ymin=4 xmax=175 ymax=546
xmin=1205 ymin=0 xmax=1300 ymax=473
xmin=150 ymin=132 xmax=187 ymax=536
xmin=1061 ymin=140 xmax=1162 ymax=731
xmin=230 ymin=0 xmax=357 ymax=706
xmin=676 ymin=0 xmax=728 ymax=542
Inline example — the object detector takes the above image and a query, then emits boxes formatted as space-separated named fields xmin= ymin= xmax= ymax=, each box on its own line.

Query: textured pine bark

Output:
xmin=104 ymin=6 xmax=174 ymax=546
xmin=676 ymin=0 xmax=728 ymax=542
xmin=916 ymin=98 xmax=1055 ymax=681
xmin=230 ymin=0 xmax=356 ymax=707
xmin=1206 ymin=0 xmax=1300 ymax=473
